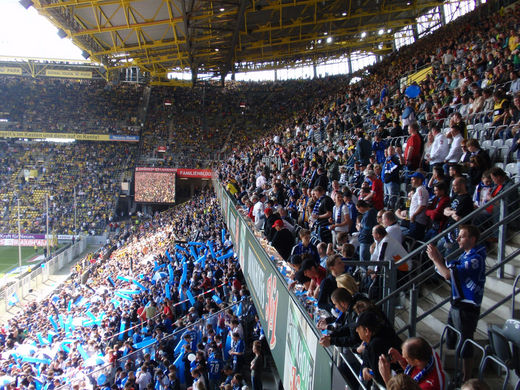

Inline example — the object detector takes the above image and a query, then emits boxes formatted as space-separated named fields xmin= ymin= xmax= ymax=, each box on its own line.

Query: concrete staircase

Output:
xmin=394 ymin=232 xmax=520 ymax=387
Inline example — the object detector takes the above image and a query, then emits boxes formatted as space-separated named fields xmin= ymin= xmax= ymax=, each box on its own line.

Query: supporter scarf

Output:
xmin=404 ymin=355 xmax=434 ymax=383
xmin=335 ymin=203 xmax=344 ymax=224
xmin=313 ymin=195 xmax=325 ymax=215
xmin=474 ymin=183 xmax=492 ymax=205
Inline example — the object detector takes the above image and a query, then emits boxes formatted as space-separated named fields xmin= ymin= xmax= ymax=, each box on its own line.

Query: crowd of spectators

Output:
xmin=1 ymin=0 xmax=520 ymax=389
xmin=0 ymin=140 xmax=137 ymax=235
xmin=215 ymin=1 xmax=520 ymax=388
xmin=0 ymin=77 xmax=143 ymax=135
xmin=0 ymin=188 xmax=265 ymax=390
xmin=138 ymin=78 xmax=347 ymax=169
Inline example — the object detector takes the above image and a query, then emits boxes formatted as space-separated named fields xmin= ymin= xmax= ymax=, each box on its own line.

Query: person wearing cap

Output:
xmin=355 ymin=311 xmax=402 ymax=386
xmin=269 ymin=219 xmax=294 ymax=261
xmin=301 ymin=258 xmax=327 ymax=298
xmin=397 ymin=171 xmax=429 ymax=241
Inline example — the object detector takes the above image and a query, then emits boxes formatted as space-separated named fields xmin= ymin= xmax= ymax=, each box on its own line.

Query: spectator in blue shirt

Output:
xmin=426 ymin=224 xmax=486 ymax=383
xmin=228 ymin=332 xmax=245 ymax=372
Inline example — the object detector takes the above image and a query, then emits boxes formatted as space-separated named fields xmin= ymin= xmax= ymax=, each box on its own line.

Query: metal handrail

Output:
xmin=396 ymin=247 xmax=520 ymax=337
xmin=511 ymin=274 xmax=520 ymax=319
xmin=386 ymin=204 xmax=520 ymax=320
xmin=378 ymin=179 xmax=520 ymax=308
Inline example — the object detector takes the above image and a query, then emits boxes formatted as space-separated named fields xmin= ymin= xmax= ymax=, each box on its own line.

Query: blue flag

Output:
xmin=186 ymin=290 xmax=195 ymax=305
xmin=173 ymin=353 xmax=185 ymax=384
xmin=165 ymin=283 xmax=171 ymax=300
xmin=168 ymin=264 xmax=175 ymax=284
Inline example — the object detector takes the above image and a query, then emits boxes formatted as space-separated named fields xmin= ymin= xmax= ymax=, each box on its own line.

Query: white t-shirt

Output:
xmin=370 ymin=235 xmax=410 ymax=271
xmin=332 ymin=204 xmax=349 ymax=232
xmin=256 ymin=174 xmax=266 ymax=188
xmin=253 ymin=201 xmax=265 ymax=229
xmin=446 ymin=133 xmax=463 ymax=163
xmin=429 ymin=132 xmax=449 ymax=165
xmin=386 ymin=223 xmax=403 ymax=244
xmin=410 ymin=185 xmax=429 ymax=226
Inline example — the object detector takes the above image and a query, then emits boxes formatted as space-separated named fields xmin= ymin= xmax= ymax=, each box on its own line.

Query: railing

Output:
xmin=376 ymin=180 xmax=520 ymax=334
xmin=2 ymin=237 xmax=88 ymax=313
xmin=54 ymin=299 xmax=249 ymax=390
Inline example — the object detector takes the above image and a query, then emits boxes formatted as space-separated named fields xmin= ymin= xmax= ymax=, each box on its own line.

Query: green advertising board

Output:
xmin=214 ymin=181 xmax=334 ymax=390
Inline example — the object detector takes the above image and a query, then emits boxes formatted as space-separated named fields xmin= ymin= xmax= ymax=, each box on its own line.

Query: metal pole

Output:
xmin=17 ymin=197 xmax=22 ymax=270
xmin=74 ymin=186 xmax=77 ymax=237
xmin=46 ymin=194 xmax=50 ymax=259
xmin=387 ymin=260 xmax=397 ymax=327
xmin=408 ymin=286 xmax=418 ymax=337
xmin=497 ymin=198 xmax=507 ymax=279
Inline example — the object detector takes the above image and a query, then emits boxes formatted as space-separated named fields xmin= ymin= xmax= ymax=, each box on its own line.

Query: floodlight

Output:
xmin=81 ymin=51 xmax=90 ymax=59
xmin=57 ymin=29 xmax=67 ymax=39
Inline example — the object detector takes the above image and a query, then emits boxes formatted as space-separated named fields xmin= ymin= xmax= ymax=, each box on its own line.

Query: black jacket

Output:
xmin=271 ymin=228 xmax=294 ymax=260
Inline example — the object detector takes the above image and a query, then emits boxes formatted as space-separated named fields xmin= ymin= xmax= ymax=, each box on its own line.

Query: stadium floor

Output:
xmin=0 ymin=246 xmax=48 ymax=276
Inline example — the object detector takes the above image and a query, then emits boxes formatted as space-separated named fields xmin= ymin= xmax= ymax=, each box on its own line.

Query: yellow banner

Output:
xmin=45 ymin=69 xmax=92 ymax=79
xmin=0 ymin=66 xmax=22 ymax=75
xmin=0 ymin=131 xmax=110 ymax=141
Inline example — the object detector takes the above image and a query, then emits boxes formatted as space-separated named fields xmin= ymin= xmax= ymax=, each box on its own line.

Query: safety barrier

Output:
xmin=2 ymin=237 xmax=88 ymax=312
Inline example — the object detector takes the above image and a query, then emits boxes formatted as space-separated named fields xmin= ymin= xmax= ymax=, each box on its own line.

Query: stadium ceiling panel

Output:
xmin=33 ymin=0 xmax=442 ymax=81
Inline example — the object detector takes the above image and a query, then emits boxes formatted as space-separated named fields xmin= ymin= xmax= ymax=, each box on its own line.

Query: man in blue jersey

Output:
xmin=229 ymin=332 xmax=245 ymax=372
xmin=426 ymin=224 xmax=486 ymax=382
xmin=207 ymin=348 xmax=224 ymax=390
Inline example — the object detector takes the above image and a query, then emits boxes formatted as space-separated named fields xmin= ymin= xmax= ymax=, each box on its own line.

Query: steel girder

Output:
xmin=32 ymin=0 xmax=444 ymax=81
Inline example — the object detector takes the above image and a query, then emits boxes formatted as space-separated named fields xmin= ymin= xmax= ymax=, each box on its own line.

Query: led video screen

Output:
xmin=134 ymin=167 xmax=176 ymax=204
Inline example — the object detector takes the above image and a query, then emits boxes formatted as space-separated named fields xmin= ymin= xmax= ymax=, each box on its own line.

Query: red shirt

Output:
xmin=405 ymin=133 xmax=422 ymax=169
xmin=408 ymin=352 xmax=446 ymax=390
xmin=312 ymin=266 xmax=327 ymax=286
xmin=425 ymin=195 xmax=451 ymax=230
xmin=371 ymin=178 xmax=384 ymax=210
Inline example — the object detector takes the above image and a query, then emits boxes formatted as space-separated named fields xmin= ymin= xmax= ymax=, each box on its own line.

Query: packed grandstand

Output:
xmin=1 ymin=1 xmax=520 ymax=390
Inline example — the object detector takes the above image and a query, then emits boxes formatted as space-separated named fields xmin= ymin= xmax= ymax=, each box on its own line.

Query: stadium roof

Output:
xmin=31 ymin=0 xmax=442 ymax=81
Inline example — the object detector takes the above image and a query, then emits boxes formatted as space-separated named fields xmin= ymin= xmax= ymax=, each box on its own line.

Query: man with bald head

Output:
xmin=438 ymin=176 xmax=474 ymax=258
